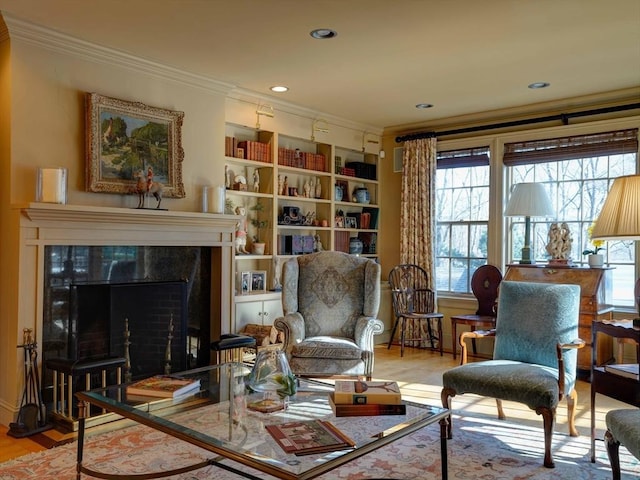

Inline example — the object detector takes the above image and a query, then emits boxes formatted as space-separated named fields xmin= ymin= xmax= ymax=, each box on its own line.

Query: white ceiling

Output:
xmin=1 ymin=0 xmax=639 ymax=131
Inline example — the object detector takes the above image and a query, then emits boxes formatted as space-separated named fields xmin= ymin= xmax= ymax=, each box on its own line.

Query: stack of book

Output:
xmin=330 ymin=380 xmax=406 ymax=417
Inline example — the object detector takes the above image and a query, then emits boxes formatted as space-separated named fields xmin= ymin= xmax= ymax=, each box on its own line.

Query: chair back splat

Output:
xmin=387 ymin=264 xmax=443 ymax=357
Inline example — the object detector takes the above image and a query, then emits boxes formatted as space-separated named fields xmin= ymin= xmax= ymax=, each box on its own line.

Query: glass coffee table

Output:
xmin=75 ymin=363 xmax=450 ymax=480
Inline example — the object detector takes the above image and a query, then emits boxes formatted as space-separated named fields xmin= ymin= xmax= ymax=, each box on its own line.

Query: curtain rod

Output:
xmin=394 ymin=103 xmax=640 ymax=143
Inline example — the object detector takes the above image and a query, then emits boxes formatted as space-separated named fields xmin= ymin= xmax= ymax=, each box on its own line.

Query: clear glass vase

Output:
xmin=247 ymin=349 xmax=296 ymax=412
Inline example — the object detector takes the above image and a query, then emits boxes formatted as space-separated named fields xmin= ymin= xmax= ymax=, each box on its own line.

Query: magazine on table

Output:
xmin=265 ymin=419 xmax=356 ymax=456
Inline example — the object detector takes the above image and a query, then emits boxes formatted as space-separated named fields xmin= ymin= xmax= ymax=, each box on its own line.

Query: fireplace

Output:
xmin=4 ymin=203 xmax=239 ymax=427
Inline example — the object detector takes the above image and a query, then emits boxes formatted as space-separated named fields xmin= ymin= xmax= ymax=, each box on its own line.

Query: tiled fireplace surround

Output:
xmin=7 ymin=203 xmax=239 ymax=424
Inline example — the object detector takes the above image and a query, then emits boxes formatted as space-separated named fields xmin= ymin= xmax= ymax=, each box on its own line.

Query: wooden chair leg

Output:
xmin=539 ymin=406 xmax=556 ymax=468
xmin=387 ymin=317 xmax=400 ymax=350
xmin=496 ymin=399 xmax=506 ymax=420
xmin=400 ymin=317 xmax=406 ymax=357
xmin=605 ymin=429 xmax=622 ymax=480
xmin=566 ymin=388 xmax=579 ymax=437
xmin=440 ymin=387 xmax=455 ymax=439
xmin=437 ymin=318 xmax=443 ymax=356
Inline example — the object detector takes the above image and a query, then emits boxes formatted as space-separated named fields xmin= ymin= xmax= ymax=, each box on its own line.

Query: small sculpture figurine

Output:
xmin=546 ymin=222 xmax=573 ymax=263
xmin=278 ymin=175 xmax=284 ymax=195
xmin=234 ymin=206 xmax=250 ymax=254
xmin=313 ymin=234 xmax=324 ymax=252
xmin=253 ymin=169 xmax=260 ymax=192
xmin=225 ymin=165 xmax=231 ymax=189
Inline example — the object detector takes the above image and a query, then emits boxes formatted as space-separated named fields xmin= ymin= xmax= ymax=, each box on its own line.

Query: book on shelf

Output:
xmin=604 ymin=363 xmax=639 ymax=380
xmin=265 ymin=419 xmax=356 ymax=456
xmin=125 ymin=375 xmax=201 ymax=398
xmin=333 ymin=380 xmax=402 ymax=405
xmin=328 ymin=394 xmax=406 ymax=417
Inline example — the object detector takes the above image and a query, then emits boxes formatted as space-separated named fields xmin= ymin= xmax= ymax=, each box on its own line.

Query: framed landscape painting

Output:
xmin=85 ymin=93 xmax=185 ymax=198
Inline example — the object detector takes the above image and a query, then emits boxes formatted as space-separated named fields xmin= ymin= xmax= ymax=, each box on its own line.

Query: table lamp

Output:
xmin=591 ymin=174 xmax=640 ymax=326
xmin=504 ymin=182 xmax=555 ymax=264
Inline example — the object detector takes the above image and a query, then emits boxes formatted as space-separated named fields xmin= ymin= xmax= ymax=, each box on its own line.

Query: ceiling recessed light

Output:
xmin=415 ymin=103 xmax=434 ymax=109
xmin=310 ymin=28 xmax=337 ymax=39
xmin=270 ymin=86 xmax=289 ymax=93
xmin=528 ymin=82 xmax=550 ymax=89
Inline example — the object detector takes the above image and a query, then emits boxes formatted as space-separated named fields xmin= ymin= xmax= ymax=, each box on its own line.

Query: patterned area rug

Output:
xmin=1 ymin=413 xmax=638 ymax=479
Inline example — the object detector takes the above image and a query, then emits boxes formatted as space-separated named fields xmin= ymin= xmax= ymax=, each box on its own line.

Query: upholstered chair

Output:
xmin=441 ymin=281 xmax=583 ymax=468
xmin=604 ymin=409 xmax=640 ymax=480
xmin=274 ymin=251 xmax=383 ymax=380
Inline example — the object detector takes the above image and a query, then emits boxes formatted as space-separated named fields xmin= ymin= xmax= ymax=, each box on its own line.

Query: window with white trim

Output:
xmin=504 ymin=128 xmax=638 ymax=307
xmin=435 ymin=147 xmax=490 ymax=293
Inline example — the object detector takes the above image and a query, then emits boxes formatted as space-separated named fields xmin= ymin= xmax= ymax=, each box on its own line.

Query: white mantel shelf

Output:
xmin=18 ymin=203 xmax=241 ymax=230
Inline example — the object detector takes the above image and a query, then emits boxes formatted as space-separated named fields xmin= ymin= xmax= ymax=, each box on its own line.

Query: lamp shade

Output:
xmin=504 ymin=182 xmax=555 ymax=217
xmin=591 ymin=174 xmax=640 ymax=240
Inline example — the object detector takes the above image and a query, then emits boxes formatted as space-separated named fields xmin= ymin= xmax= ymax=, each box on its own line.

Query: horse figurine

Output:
xmin=134 ymin=169 xmax=164 ymax=209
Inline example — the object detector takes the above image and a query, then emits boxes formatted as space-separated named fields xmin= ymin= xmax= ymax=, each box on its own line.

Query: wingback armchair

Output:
xmin=274 ymin=251 xmax=383 ymax=380
xmin=441 ymin=281 xmax=583 ymax=468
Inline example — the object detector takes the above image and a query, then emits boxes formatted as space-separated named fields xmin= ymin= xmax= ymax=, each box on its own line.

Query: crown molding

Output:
xmin=1 ymin=13 xmax=234 ymax=96
xmin=227 ymin=88 xmax=383 ymax=136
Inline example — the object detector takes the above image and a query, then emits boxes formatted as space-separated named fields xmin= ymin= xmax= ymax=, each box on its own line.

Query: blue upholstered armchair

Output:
xmin=441 ymin=281 xmax=584 ymax=468
xmin=274 ymin=251 xmax=384 ymax=380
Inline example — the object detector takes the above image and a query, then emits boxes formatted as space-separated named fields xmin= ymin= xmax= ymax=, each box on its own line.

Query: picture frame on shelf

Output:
xmin=239 ymin=271 xmax=251 ymax=295
xmin=344 ymin=216 xmax=357 ymax=229
xmin=85 ymin=93 xmax=185 ymax=198
xmin=251 ymin=271 xmax=267 ymax=293
xmin=335 ymin=216 xmax=344 ymax=228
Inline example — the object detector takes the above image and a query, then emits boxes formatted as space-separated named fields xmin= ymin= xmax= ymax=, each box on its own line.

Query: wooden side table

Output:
xmin=590 ymin=319 xmax=640 ymax=463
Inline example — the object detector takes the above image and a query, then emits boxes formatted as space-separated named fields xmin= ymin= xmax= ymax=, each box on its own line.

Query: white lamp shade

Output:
xmin=591 ymin=174 xmax=640 ymax=240
xmin=504 ymin=182 xmax=555 ymax=217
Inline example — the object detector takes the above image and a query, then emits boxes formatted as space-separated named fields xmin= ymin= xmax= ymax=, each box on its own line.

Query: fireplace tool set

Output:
xmin=8 ymin=328 xmax=52 ymax=438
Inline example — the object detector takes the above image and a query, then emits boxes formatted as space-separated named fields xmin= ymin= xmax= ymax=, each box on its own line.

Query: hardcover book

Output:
xmin=604 ymin=363 xmax=639 ymax=380
xmin=333 ymin=380 xmax=402 ymax=405
xmin=265 ymin=420 xmax=356 ymax=456
xmin=126 ymin=375 xmax=200 ymax=398
xmin=328 ymin=394 xmax=406 ymax=416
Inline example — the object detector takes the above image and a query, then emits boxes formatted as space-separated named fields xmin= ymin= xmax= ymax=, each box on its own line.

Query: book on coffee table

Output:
xmin=265 ymin=419 xmax=356 ymax=456
xmin=126 ymin=375 xmax=200 ymax=398
xmin=329 ymin=394 xmax=406 ymax=416
xmin=333 ymin=380 xmax=401 ymax=405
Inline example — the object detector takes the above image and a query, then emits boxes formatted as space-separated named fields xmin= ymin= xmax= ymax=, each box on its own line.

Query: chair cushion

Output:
xmin=442 ymin=360 xmax=562 ymax=410
xmin=290 ymin=336 xmax=362 ymax=360
xmin=606 ymin=408 xmax=640 ymax=460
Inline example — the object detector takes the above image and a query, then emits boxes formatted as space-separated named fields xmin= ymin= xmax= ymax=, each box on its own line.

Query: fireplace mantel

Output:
xmin=1 ymin=203 xmax=240 ymax=426
xmin=22 ymin=202 xmax=240 ymax=231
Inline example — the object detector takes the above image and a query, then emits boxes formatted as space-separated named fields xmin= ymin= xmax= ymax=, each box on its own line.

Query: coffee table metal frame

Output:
xmin=75 ymin=363 xmax=449 ymax=480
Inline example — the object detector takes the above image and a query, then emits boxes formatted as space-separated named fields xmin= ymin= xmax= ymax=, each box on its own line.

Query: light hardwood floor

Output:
xmin=0 ymin=344 xmax=631 ymax=464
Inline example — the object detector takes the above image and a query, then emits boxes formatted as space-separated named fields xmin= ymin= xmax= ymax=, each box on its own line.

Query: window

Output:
xmin=504 ymin=129 xmax=638 ymax=307
xmin=435 ymin=147 xmax=490 ymax=293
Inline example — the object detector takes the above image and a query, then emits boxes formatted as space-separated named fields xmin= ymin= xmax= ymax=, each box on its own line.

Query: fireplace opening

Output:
xmin=41 ymin=245 xmax=214 ymax=411
xmin=70 ymin=281 xmax=189 ymax=378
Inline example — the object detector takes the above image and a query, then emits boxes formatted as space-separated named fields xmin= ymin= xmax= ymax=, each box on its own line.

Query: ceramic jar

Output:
xmin=335 ymin=185 xmax=344 ymax=201
xmin=353 ymin=187 xmax=370 ymax=204
xmin=349 ymin=237 xmax=364 ymax=255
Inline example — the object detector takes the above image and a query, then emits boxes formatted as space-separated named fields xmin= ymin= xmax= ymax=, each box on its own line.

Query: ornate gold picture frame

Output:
xmin=85 ymin=93 xmax=185 ymax=198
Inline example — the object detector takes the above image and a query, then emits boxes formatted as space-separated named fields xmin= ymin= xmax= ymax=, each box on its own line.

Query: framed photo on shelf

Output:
xmin=239 ymin=271 xmax=251 ymax=295
xmin=344 ymin=216 xmax=357 ymax=229
xmin=335 ymin=216 xmax=345 ymax=228
xmin=85 ymin=92 xmax=185 ymax=198
xmin=251 ymin=271 xmax=267 ymax=293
